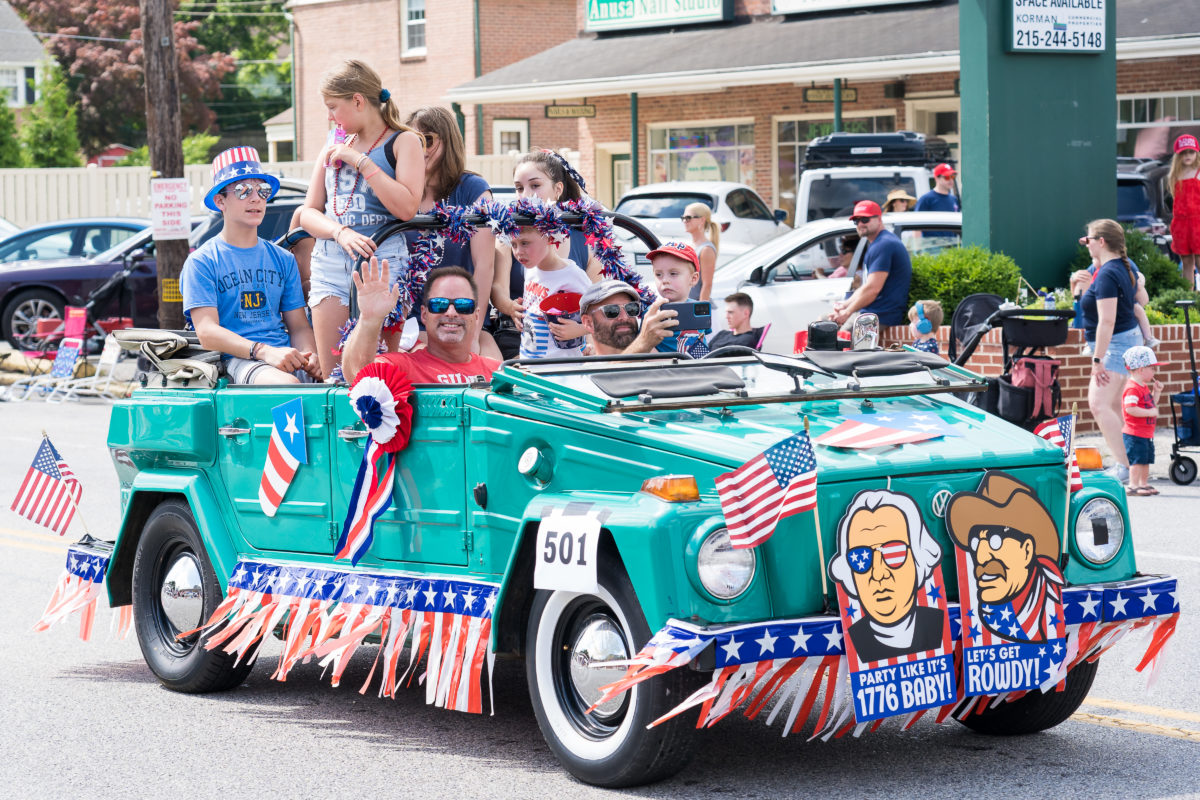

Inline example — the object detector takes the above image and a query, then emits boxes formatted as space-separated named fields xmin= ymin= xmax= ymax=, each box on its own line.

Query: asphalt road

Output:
xmin=1 ymin=400 xmax=1198 ymax=799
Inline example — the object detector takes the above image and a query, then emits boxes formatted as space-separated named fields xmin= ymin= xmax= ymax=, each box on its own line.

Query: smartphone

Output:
xmin=662 ymin=301 xmax=712 ymax=331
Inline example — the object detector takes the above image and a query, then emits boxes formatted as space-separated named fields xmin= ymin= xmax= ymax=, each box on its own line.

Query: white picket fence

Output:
xmin=0 ymin=150 xmax=577 ymax=228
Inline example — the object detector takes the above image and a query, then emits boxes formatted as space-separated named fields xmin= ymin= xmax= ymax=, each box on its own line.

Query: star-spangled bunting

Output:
xmin=11 ymin=436 xmax=82 ymax=536
xmin=715 ymin=431 xmax=818 ymax=549
xmin=815 ymin=412 xmax=959 ymax=449
xmin=34 ymin=543 xmax=131 ymax=641
xmin=258 ymin=398 xmax=308 ymax=517
xmin=1033 ymin=415 xmax=1083 ymax=492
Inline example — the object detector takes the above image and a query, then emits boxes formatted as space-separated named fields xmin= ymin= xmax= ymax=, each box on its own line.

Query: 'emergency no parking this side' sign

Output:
xmin=150 ymin=178 xmax=191 ymax=240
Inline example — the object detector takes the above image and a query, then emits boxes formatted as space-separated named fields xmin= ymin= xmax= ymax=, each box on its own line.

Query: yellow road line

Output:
xmin=1082 ymin=698 xmax=1200 ymax=725
xmin=1071 ymin=712 xmax=1200 ymax=743
xmin=0 ymin=528 xmax=70 ymax=554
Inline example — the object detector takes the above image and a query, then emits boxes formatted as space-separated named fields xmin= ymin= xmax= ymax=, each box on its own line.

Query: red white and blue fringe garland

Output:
xmin=590 ymin=576 xmax=1179 ymax=739
xmin=34 ymin=543 xmax=131 ymax=642
xmin=181 ymin=560 xmax=499 ymax=714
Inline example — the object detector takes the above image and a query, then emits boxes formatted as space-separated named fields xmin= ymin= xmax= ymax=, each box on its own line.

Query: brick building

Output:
xmin=441 ymin=0 xmax=1200 ymax=212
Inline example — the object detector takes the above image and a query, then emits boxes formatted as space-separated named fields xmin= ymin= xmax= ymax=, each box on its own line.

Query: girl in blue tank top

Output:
xmin=491 ymin=150 xmax=600 ymax=358
xmin=298 ymin=59 xmax=425 ymax=378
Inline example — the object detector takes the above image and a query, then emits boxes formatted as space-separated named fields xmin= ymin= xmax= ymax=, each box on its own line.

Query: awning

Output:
xmin=445 ymin=0 xmax=1200 ymax=105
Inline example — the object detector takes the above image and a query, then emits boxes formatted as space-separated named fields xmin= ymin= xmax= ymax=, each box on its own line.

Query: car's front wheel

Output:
xmin=956 ymin=657 xmax=1098 ymax=736
xmin=2 ymin=288 xmax=65 ymax=349
xmin=525 ymin=559 xmax=695 ymax=788
xmin=132 ymin=499 xmax=252 ymax=693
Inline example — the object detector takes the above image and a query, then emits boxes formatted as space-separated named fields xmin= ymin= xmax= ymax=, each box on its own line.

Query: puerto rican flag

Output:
xmin=258 ymin=398 xmax=307 ymax=517
xmin=815 ymin=412 xmax=958 ymax=450
xmin=335 ymin=440 xmax=395 ymax=565
xmin=1033 ymin=415 xmax=1083 ymax=492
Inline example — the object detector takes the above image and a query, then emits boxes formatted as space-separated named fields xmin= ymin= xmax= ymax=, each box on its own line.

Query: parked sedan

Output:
xmin=0 ymin=179 xmax=307 ymax=349
xmin=614 ymin=181 xmax=789 ymax=273
xmin=0 ymin=217 xmax=149 ymax=264
xmin=709 ymin=211 xmax=961 ymax=354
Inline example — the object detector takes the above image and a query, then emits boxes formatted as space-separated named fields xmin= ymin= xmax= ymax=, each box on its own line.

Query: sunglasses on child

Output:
xmin=225 ymin=183 xmax=273 ymax=201
xmin=424 ymin=297 xmax=477 ymax=314
xmin=846 ymin=541 xmax=910 ymax=573
xmin=593 ymin=302 xmax=641 ymax=319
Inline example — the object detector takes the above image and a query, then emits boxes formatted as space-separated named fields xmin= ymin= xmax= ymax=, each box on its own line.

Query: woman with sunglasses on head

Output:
xmin=402 ymin=106 xmax=500 ymax=359
xmin=681 ymin=202 xmax=719 ymax=301
xmin=298 ymin=59 xmax=425 ymax=378
xmin=490 ymin=149 xmax=601 ymax=359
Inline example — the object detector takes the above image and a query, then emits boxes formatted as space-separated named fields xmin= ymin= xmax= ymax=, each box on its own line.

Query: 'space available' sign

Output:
xmin=1009 ymin=0 xmax=1105 ymax=54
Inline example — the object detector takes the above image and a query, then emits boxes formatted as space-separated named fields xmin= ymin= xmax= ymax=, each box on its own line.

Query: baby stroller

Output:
xmin=1167 ymin=299 xmax=1199 ymax=485
xmin=950 ymin=293 xmax=1074 ymax=431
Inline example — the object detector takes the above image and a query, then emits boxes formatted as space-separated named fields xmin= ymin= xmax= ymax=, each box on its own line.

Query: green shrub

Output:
xmin=1147 ymin=288 xmax=1200 ymax=322
xmin=1066 ymin=226 xmax=1185 ymax=297
xmin=909 ymin=246 xmax=1022 ymax=318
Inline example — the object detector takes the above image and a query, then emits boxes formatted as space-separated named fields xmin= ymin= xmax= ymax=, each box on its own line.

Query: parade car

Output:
xmin=40 ymin=212 xmax=1178 ymax=789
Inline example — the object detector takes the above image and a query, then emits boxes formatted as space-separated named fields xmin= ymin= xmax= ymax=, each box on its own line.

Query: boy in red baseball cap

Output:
xmin=916 ymin=163 xmax=961 ymax=213
xmin=647 ymin=241 xmax=710 ymax=356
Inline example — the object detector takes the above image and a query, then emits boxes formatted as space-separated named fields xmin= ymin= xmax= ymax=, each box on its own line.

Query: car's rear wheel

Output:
xmin=956 ymin=657 xmax=1098 ymax=736
xmin=2 ymin=288 xmax=65 ymax=349
xmin=525 ymin=558 xmax=696 ymax=788
xmin=132 ymin=499 xmax=253 ymax=693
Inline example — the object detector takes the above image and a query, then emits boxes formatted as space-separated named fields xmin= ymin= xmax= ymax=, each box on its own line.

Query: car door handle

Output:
xmin=338 ymin=428 xmax=369 ymax=440
xmin=218 ymin=426 xmax=251 ymax=437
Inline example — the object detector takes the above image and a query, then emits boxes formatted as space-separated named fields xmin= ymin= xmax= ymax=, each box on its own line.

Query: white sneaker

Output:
xmin=1103 ymin=464 xmax=1130 ymax=484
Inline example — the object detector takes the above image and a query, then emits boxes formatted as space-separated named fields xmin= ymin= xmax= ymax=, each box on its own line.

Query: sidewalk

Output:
xmin=1075 ymin=426 xmax=1193 ymax=487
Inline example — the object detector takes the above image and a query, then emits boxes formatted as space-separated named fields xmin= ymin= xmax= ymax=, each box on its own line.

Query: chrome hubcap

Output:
xmin=160 ymin=553 xmax=203 ymax=633
xmin=12 ymin=299 xmax=60 ymax=348
xmin=567 ymin=615 xmax=629 ymax=719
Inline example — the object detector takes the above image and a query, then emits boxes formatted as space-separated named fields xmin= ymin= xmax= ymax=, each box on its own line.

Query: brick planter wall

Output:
xmin=880 ymin=324 xmax=1200 ymax=434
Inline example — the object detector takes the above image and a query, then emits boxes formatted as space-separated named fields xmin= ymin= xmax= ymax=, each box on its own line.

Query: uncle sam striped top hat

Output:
xmin=203 ymin=146 xmax=280 ymax=212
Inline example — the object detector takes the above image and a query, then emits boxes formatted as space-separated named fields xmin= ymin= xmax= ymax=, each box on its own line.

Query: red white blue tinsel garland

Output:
xmin=34 ymin=543 xmax=131 ymax=641
xmin=589 ymin=576 xmax=1179 ymax=739
xmin=182 ymin=560 xmax=499 ymax=713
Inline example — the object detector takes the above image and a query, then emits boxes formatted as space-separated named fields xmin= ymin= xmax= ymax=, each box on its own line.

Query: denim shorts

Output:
xmin=308 ymin=234 xmax=408 ymax=307
xmin=1123 ymin=433 xmax=1155 ymax=465
xmin=1097 ymin=326 xmax=1144 ymax=375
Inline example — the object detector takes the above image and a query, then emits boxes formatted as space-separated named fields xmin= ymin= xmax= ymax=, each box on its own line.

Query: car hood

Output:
xmin=0 ymin=255 xmax=94 ymax=275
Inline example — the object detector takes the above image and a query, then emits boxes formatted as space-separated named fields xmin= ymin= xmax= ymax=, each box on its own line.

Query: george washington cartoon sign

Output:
xmin=947 ymin=472 xmax=1067 ymax=696
xmin=828 ymin=489 xmax=956 ymax=722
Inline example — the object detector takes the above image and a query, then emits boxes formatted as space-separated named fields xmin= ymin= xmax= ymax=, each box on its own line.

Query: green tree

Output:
xmin=17 ymin=68 xmax=83 ymax=167
xmin=119 ymin=132 xmax=220 ymax=165
xmin=1067 ymin=226 xmax=1186 ymax=297
xmin=0 ymin=102 xmax=22 ymax=167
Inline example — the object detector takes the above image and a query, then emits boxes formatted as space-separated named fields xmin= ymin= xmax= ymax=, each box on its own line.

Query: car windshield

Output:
xmin=615 ymin=193 xmax=714 ymax=218
xmin=1117 ymin=180 xmax=1153 ymax=217
xmin=807 ymin=176 xmax=919 ymax=221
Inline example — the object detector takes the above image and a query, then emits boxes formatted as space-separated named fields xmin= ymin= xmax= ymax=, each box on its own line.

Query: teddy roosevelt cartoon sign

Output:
xmin=828 ymin=489 xmax=956 ymax=722
xmin=947 ymin=472 xmax=1067 ymax=696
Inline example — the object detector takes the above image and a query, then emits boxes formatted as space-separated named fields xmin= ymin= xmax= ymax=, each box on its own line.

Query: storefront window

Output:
xmin=1117 ymin=91 xmax=1200 ymax=160
xmin=775 ymin=114 xmax=895 ymax=225
xmin=648 ymin=123 xmax=755 ymax=185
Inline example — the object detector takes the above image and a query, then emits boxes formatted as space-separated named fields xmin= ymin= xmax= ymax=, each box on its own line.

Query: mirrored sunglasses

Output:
xmin=596 ymin=302 xmax=641 ymax=319
xmin=425 ymin=296 xmax=477 ymax=314
xmin=846 ymin=541 xmax=910 ymax=574
xmin=228 ymin=183 xmax=273 ymax=201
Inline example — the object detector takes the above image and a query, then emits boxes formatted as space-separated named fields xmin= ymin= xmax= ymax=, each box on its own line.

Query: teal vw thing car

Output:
xmin=101 ymin=346 xmax=1177 ymax=787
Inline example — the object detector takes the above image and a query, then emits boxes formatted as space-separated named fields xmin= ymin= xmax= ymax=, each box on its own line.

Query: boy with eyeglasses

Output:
xmin=182 ymin=147 xmax=321 ymax=384
xmin=342 ymin=261 xmax=498 ymax=385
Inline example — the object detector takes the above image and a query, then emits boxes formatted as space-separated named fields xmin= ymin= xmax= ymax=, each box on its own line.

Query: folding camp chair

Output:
xmin=17 ymin=307 xmax=88 ymax=378
xmin=49 ymin=335 xmax=125 ymax=403
xmin=6 ymin=337 xmax=85 ymax=401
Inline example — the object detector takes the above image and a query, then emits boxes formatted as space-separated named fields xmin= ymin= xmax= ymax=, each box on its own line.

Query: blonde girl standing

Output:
xmin=681 ymin=202 xmax=719 ymax=301
xmin=1168 ymin=134 xmax=1200 ymax=290
xmin=299 ymin=59 xmax=425 ymax=377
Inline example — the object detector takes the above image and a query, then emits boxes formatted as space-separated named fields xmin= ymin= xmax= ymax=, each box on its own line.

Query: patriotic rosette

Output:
xmin=182 ymin=560 xmax=499 ymax=713
xmin=336 ymin=362 xmax=414 ymax=565
xmin=34 ymin=542 xmax=131 ymax=642
xmin=589 ymin=577 xmax=1179 ymax=738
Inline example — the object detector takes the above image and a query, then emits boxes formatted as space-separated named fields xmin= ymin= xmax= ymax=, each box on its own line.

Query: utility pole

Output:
xmin=140 ymin=0 xmax=187 ymax=329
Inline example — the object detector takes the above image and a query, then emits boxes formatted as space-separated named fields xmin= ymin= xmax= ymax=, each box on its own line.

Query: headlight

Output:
xmin=697 ymin=528 xmax=756 ymax=600
xmin=1074 ymin=498 xmax=1125 ymax=565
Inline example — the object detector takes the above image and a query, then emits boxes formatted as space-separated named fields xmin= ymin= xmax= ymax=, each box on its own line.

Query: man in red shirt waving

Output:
xmin=342 ymin=259 xmax=499 ymax=385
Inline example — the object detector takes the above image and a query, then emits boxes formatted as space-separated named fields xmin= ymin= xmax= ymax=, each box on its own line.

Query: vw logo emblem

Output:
xmin=931 ymin=489 xmax=953 ymax=518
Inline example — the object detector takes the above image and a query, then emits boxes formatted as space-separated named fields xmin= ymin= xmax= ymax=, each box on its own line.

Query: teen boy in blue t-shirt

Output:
xmin=181 ymin=147 xmax=321 ymax=384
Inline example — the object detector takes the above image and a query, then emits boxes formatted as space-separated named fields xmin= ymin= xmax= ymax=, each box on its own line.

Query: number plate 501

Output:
xmin=534 ymin=515 xmax=601 ymax=593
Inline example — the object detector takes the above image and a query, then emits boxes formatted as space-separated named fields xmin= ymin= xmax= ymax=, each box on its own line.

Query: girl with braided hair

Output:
xmin=1080 ymin=219 xmax=1146 ymax=482
xmin=489 ymin=149 xmax=601 ymax=358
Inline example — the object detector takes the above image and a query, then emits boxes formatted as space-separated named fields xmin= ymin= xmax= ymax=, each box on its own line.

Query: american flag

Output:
xmin=716 ymin=432 xmax=817 ymax=549
xmin=10 ymin=437 xmax=82 ymax=535
xmin=1033 ymin=415 xmax=1083 ymax=492
xmin=815 ymin=412 xmax=956 ymax=449
xmin=258 ymin=398 xmax=307 ymax=517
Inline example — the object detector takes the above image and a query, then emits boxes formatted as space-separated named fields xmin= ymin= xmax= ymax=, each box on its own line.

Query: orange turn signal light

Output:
xmin=1076 ymin=446 xmax=1103 ymax=471
xmin=641 ymin=475 xmax=701 ymax=502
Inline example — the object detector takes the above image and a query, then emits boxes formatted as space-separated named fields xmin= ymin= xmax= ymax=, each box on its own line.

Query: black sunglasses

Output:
xmin=680 ymin=215 xmax=699 ymax=222
xmin=595 ymin=302 xmax=641 ymax=319
xmin=425 ymin=297 xmax=476 ymax=314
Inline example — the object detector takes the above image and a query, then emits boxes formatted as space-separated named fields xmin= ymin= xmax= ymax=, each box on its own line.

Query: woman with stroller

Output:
xmin=1079 ymin=219 xmax=1145 ymax=483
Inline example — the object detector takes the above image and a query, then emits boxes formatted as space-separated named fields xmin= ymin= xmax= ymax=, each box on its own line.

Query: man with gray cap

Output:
xmin=579 ymin=280 xmax=677 ymax=355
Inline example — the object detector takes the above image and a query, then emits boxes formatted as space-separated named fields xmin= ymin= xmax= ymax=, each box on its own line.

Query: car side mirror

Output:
xmin=749 ymin=266 xmax=764 ymax=285
xmin=773 ymin=209 xmax=788 ymax=224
